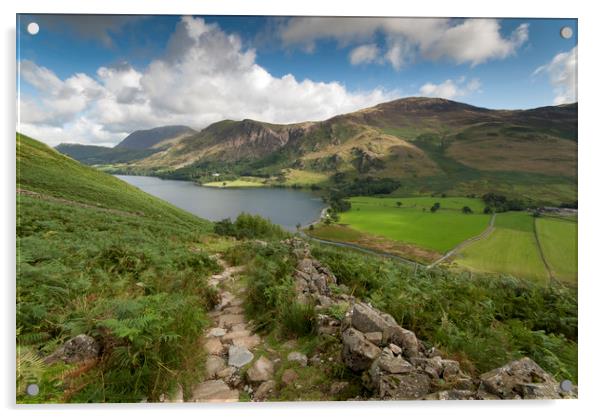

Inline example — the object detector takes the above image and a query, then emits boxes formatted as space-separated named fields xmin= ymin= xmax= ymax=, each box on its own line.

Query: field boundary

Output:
xmin=533 ymin=217 xmax=555 ymax=282
xmin=426 ymin=213 xmax=497 ymax=269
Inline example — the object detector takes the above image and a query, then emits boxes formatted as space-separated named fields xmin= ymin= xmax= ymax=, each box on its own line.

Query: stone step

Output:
xmin=190 ymin=380 xmax=239 ymax=402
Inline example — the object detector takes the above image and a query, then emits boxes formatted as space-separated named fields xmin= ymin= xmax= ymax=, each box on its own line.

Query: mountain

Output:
xmin=123 ymin=97 xmax=576 ymax=204
xmin=55 ymin=125 xmax=197 ymax=166
xmin=54 ymin=143 xmax=158 ymax=165
xmin=115 ymin=125 xmax=197 ymax=150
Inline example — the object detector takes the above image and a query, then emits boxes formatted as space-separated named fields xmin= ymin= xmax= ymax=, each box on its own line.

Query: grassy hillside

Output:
xmin=55 ymin=143 xmax=158 ymax=165
xmin=18 ymin=133 xmax=209 ymax=228
xmin=17 ymin=133 xmax=217 ymax=403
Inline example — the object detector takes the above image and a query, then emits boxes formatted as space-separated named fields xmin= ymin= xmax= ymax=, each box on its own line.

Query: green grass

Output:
xmin=339 ymin=196 xmax=490 ymax=253
xmin=455 ymin=212 xmax=549 ymax=283
xmin=536 ymin=216 xmax=578 ymax=284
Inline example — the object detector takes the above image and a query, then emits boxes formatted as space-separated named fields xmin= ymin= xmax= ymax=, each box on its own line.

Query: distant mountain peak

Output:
xmin=115 ymin=125 xmax=197 ymax=150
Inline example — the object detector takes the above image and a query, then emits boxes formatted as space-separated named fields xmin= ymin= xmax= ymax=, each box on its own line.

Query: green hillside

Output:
xmin=17 ymin=133 xmax=217 ymax=402
xmin=18 ymin=133 xmax=209 ymax=228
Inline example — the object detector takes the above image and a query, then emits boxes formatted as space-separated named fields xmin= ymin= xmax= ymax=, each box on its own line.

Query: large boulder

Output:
xmin=478 ymin=357 xmax=562 ymax=399
xmin=45 ymin=334 xmax=100 ymax=364
xmin=351 ymin=303 xmax=397 ymax=334
xmin=341 ymin=328 xmax=382 ymax=371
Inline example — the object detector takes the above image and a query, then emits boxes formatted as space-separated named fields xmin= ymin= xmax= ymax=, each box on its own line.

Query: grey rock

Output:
xmin=228 ymin=345 xmax=254 ymax=368
xmin=424 ymin=389 xmax=476 ymax=400
xmin=375 ymin=372 xmax=432 ymax=400
xmin=281 ymin=368 xmax=298 ymax=385
xmin=247 ymin=356 xmax=274 ymax=382
xmin=365 ymin=332 xmax=383 ymax=345
xmin=287 ymin=351 xmax=308 ymax=367
xmin=478 ymin=357 xmax=562 ymax=399
xmin=371 ymin=353 xmax=414 ymax=375
xmin=341 ymin=328 xmax=382 ymax=372
xmin=254 ymin=380 xmax=276 ymax=400
xmin=351 ymin=303 xmax=397 ymax=333
xmin=383 ymin=325 xmax=419 ymax=358
xmin=190 ymin=379 xmax=238 ymax=402
xmin=205 ymin=355 xmax=226 ymax=379
xmin=45 ymin=334 xmax=99 ymax=364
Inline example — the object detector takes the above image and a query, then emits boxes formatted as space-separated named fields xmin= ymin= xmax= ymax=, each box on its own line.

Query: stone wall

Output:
xmin=284 ymin=238 xmax=576 ymax=400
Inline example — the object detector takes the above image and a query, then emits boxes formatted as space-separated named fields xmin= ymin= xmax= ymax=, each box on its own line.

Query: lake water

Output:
xmin=116 ymin=175 xmax=326 ymax=231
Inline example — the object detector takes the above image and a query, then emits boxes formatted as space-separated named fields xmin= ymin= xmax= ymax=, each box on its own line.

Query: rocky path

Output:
xmin=187 ymin=257 xmax=263 ymax=402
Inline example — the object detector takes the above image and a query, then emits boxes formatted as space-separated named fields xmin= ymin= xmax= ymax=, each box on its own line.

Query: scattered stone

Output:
xmin=287 ymin=351 xmax=308 ymax=367
xmin=254 ymin=380 xmax=276 ymax=401
xmin=231 ymin=323 xmax=247 ymax=332
xmin=217 ymin=366 xmax=235 ymax=379
xmin=329 ymin=381 xmax=350 ymax=395
xmin=204 ymin=338 xmax=224 ymax=356
xmin=205 ymin=355 xmax=226 ymax=379
xmin=318 ymin=325 xmax=339 ymax=336
xmin=223 ymin=306 xmax=245 ymax=315
xmin=207 ymin=327 xmax=226 ymax=338
xmin=247 ymin=356 xmax=274 ymax=382
xmin=45 ymin=334 xmax=100 ymax=364
xmin=232 ymin=335 xmax=261 ymax=350
xmin=222 ymin=330 xmax=251 ymax=342
xmin=341 ymin=328 xmax=382 ymax=372
xmin=228 ymin=345 xmax=254 ymax=368
xmin=219 ymin=314 xmax=246 ymax=328
xmin=309 ymin=355 xmax=321 ymax=367
xmin=190 ymin=379 xmax=239 ymax=402
xmin=281 ymin=369 xmax=299 ymax=386
xmin=441 ymin=359 xmax=461 ymax=381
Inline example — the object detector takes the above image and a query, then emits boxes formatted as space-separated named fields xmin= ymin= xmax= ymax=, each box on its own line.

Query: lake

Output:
xmin=116 ymin=175 xmax=326 ymax=231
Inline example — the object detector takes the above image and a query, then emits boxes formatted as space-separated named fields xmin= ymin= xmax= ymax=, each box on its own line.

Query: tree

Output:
xmin=296 ymin=222 xmax=302 ymax=231
xmin=430 ymin=202 xmax=441 ymax=213
xmin=484 ymin=206 xmax=493 ymax=214
xmin=462 ymin=206 xmax=473 ymax=214
xmin=396 ymin=201 xmax=402 ymax=207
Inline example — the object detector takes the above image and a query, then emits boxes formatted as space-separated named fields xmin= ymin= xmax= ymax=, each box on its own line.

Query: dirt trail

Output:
xmin=166 ymin=256 xmax=264 ymax=402
xmin=427 ymin=213 xmax=497 ymax=269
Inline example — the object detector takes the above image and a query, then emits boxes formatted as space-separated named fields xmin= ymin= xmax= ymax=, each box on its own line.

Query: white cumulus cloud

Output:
xmin=419 ymin=78 xmax=482 ymax=100
xmin=279 ymin=18 xmax=529 ymax=69
xmin=18 ymin=16 xmax=398 ymax=147
xmin=533 ymin=47 xmax=577 ymax=105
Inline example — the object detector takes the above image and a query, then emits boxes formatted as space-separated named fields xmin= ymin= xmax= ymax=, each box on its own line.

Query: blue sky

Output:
xmin=16 ymin=15 xmax=577 ymax=146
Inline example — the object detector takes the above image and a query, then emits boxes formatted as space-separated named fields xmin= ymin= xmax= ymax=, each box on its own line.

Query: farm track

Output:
xmin=426 ymin=213 xmax=497 ymax=269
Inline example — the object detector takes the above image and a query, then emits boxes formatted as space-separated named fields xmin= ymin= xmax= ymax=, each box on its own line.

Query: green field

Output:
xmin=338 ymin=196 xmax=490 ymax=253
xmin=203 ymin=178 xmax=265 ymax=188
xmin=536 ymin=216 xmax=578 ymax=284
xmin=454 ymin=212 xmax=549 ymax=283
